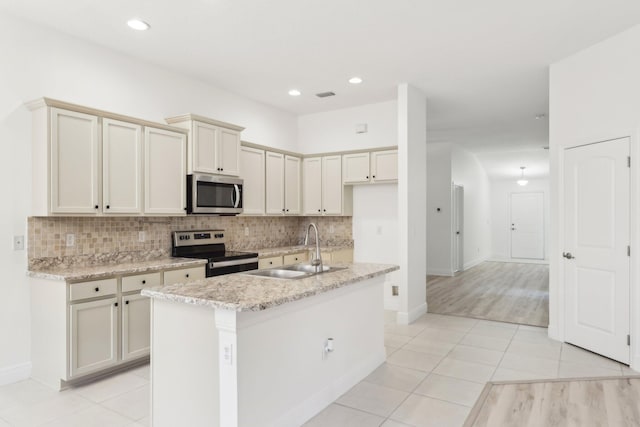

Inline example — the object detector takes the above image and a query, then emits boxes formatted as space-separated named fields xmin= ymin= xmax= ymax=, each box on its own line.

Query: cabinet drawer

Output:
xmin=283 ymin=252 xmax=308 ymax=265
xmin=69 ymin=278 xmax=117 ymax=302
xmin=163 ymin=266 xmax=205 ymax=285
xmin=258 ymin=256 xmax=284 ymax=269
xmin=122 ymin=272 xmax=162 ymax=293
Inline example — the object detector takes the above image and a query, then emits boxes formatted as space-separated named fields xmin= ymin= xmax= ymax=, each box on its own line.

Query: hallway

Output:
xmin=427 ymin=262 xmax=549 ymax=327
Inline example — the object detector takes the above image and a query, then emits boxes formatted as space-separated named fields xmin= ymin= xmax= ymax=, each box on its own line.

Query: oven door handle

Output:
xmin=210 ymin=257 xmax=259 ymax=269
xmin=232 ymin=184 xmax=240 ymax=208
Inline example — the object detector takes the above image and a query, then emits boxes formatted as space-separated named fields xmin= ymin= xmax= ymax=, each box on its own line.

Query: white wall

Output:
xmin=297 ymin=101 xmax=397 ymax=153
xmin=489 ymin=178 xmax=550 ymax=261
xmin=352 ymin=185 xmax=400 ymax=309
xmin=297 ymin=101 xmax=400 ymax=310
xmin=426 ymin=143 xmax=453 ymax=275
xmin=0 ymin=12 xmax=298 ymax=382
xmin=549 ymin=24 xmax=640 ymax=365
xmin=451 ymin=146 xmax=492 ymax=270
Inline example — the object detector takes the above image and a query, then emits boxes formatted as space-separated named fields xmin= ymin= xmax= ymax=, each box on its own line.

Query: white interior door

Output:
xmin=510 ymin=192 xmax=544 ymax=259
xmin=564 ymin=137 xmax=630 ymax=364
xmin=452 ymin=185 xmax=464 ymax=272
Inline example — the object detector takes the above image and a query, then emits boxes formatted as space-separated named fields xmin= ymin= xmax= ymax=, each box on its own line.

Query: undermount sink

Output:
xmin=245 ymin=264 xmax=347 ymax=280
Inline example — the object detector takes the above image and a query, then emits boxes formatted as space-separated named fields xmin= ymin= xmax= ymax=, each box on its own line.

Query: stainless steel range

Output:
xmin=172 ymin=230 xmax=258 ymax=277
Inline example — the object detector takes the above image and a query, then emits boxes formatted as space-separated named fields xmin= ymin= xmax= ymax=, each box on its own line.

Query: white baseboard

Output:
xmin=488 ymin=257 xmax=549 ymax=265
xmin=0 ymin=362 xmax=31 ymax=386
xmin=463 ymin=256 xmax=488 ymax=271
xmin=272 ymin=350 xmax=386 ymax=427
xmin=397 ymin=302 xmax=428 ymax=325
xmin=426 ymin=268 xmax=454 ymax=277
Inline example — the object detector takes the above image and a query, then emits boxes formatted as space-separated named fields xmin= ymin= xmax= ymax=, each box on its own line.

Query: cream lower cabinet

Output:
xmin=163 ymin=266 xmax=206 ymax=284
xmin=122 ymin=293 xmax=151 ymax=361
xmin=69 ymin=297 xmax=119 ymax=378
xmin=259 ymin=255 xmax=284 ymax=269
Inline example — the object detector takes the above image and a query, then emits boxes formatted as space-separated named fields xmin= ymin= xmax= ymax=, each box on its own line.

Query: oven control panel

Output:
xmin=173 ymin=230 xmax=225 ymax=247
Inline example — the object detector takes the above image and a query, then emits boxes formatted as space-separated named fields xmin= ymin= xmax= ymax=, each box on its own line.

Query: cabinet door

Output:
xmin=69 ymin=298 xmax=118 ymax=377
xmin=144 ymin=127 xmax=187 ymax=215
xmin=122 ymin=294 xmax=150 ymax=361
xmin=102 ymin=119 xmax=142 ymax=214
xmin=192 ymin=121 xmax=217 ymax=174
xmin=284 ymin=155 xmax=301 ymax=215
xmin=265 ymin=152 xmax=285 ymax=215
xmin=303 ymin=157 xmax=322 ymax=215
xmin=217 ymin=128 xmax=241 ymax=176
xmin=342 ymin=153 xmax=371 ymax=184
xmin=163 ymin=266 xmax=206 ymax=285
xmin=50 ymin=108 xmax=100 ymax=213
xmin=322 ymin=155 xmax=343 ymax=215
xmin=240 ymin=146 xmax=265 ymax=215
xmin=371 ymin=150 xmax=398 ymax=183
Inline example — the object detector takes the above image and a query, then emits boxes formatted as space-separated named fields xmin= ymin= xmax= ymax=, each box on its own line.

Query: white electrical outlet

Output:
xmin=13 ymin=235 xmax=24 ymax=251
xmin=223 ymin=345 xmax=233 ymax=365
xmin=244 ymin=227 xmax=249 ymax=237
xmin=329 ymin=225 xmax=335 ymax=234
xmin=139 ymin=231 xmax=146 ymax=242
xmin=66 ymin=234 xmax=75 ymax=247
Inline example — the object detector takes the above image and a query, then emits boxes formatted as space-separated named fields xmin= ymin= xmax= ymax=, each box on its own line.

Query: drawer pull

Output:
xmin=94 ymin=287 xmax=99 ymax=292
xmin=142 ymin=280 xmax=146 ymax=284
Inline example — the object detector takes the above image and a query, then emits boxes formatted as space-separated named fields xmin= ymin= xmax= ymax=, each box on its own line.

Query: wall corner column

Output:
xmin=396 ymin=83 xmax=428 ymax=324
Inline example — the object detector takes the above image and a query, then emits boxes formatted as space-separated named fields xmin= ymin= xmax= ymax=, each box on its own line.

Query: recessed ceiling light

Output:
xmin=127 ymin=19 xmax=150 ymax=31
xmin=349 ymin=77 xmax=363 ymax=84
xmin=288 ymin=89 xmax=301 ymax=97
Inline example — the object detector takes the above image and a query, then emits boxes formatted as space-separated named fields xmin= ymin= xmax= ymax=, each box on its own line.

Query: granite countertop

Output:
xmin=142 ymin=263 xmax=398 ymax=312
xmin=248 ymin=244 xmax=354 ymax=258
xmin=27 ymin=257 xmax=207 ymax=282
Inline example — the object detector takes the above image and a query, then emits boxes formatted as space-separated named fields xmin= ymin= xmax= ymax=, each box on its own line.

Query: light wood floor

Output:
xmin=465 ymin=377 xmax=640 ymax=427
xmin=427 ymin=261 xmax=549 ymax=327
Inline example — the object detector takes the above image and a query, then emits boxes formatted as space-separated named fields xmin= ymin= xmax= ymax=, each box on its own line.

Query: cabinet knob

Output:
xmin=94 ymin=205 xmax=99 ymax=209
xmin=294 ymin=257 xmax=298 ymax=261
xmin=114 ymin=302 xmax=118 ymax=307
xmin=106 ymin=205 xmax=110 ymax=209
xmin=286 ymin=209 xmax=289 ymax=212
xmin=125 ymin=300 xmax=129 ymax=305
xmin=142 ymin=280 xmax=146 ymax=284
xmin=184 ymin=207 xmax=188 ymax=211
xmin=94 ymin=287 xmax=99 ymax=292
xmin=221 ymin=168 xmax=224 ymax=171
xmin=186 ymin=274 xmax=190 ymax=278
xmin=372 ymin=175 xmax=376 ymax=178
xmin=323 ymin=209 xmax=326 ymax=212
xmin=318 ymin=209 xmax=321 ymax=212
xmin=269 ymin=261 xmax=273 ymax=265
xmin=366 ymin=176 xmax=369 ymax=179
xmin=282 ymin=208 xmax=285 ymax=212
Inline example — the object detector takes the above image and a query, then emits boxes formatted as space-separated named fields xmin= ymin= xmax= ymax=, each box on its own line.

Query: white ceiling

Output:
xmin=3 ymin=0 xmax=640 ymax=178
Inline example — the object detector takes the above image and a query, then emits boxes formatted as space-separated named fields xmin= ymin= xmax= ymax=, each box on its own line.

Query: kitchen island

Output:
xmin=142 ymin=262 xmax=397 ymax=427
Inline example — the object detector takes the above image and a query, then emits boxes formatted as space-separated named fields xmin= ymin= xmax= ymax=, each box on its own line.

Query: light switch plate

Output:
xmin=66 ymin=234 xmax=75 ymax=247
xmin=139 ymin=231 xmax=146 ymax=242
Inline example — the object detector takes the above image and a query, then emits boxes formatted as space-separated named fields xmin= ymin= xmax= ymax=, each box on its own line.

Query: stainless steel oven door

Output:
xmin=188 ymin=174 xmax=243 ymax=214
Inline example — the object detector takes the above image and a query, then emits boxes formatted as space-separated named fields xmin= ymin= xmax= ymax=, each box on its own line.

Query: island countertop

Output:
xmin=142 ymin=262 xmax=398 ymax=312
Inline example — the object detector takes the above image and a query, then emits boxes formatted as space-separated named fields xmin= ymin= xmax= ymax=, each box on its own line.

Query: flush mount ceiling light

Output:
xmin=517 ymin=166 xmax=529 ymax=186
xmin=288 ymin=89 xmax=301 ymax=97
xmin=127 ymin=19 xmax=150 ymax=31
xmin=348 ymin=77 xmax=363 ymax=84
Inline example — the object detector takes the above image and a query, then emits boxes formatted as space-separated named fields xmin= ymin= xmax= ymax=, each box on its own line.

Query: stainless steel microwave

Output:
xmin=186 ymin=174 xmax=243 ymax=215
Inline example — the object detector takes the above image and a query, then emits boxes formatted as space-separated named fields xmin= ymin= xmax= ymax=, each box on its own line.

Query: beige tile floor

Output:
xmin=0 ymin=312 xmax=632 ymax=426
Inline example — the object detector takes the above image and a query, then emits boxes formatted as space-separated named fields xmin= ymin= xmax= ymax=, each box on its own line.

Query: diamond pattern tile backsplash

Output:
xmin=27 ymin=215 xmax=352 ymax=268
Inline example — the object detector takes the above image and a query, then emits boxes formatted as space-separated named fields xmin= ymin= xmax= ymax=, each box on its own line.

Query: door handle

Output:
xmin=562 ymin=252 xmax=575 ymax=260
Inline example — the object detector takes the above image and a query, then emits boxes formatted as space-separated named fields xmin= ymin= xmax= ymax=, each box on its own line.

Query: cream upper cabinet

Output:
xmin=284 ymin=155 xmax=301 ymax=215
xmin=371 ymin=150 xmax=398 ymax=183
xmin=265 ymin=151 xmax=285 ymax=214
xmin=303 ymin=155 xmax=350 ymax=215
xmin=240 ymin=146 xmax=266 ymax=215
xmin=303 ymin=157 xmax=322 ymax=215
xmin=50 ymin=108 xmax=100 ymax=214
xmin=343 ymin=150 xmax=398 ymax=185
xmin=144 ymin=127 xmax=187 ymax=215
xmin=165 ymin=114 xmax=243 ymax=177
xmin=342 ymin=152 xmax=371 ymax=184
xmin=102 ymin=119 xmax=142 ymax=214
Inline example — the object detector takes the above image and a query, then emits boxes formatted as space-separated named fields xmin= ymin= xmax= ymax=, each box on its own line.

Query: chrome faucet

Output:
xmin=304 ymin=223 xmax=323 ymax=272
